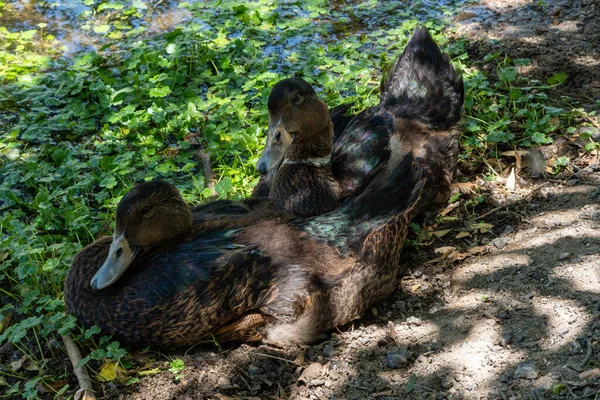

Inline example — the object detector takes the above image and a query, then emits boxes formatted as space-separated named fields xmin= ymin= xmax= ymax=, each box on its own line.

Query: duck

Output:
xmin=254 ymin=27 xmax=464 ymax=209
xmin=64 ymin=146 xmax=449 ymax=347
xmin=255 ymin=78 xmax=341 ymax=217
xmin=63 ymin=27 xmax=464 ymax=348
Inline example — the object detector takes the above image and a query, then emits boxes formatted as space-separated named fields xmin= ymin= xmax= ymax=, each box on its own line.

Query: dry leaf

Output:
xmin=506 ymin=167 xmax=516 ymax=190
xmin=137 ymin=367 xmax=161 ymax=376
xmin=455 ymin=231 xmax=471 ymax=239
xmin=434 ymin=246 xmax=456 ymax=255
xmin=454 ymin=245 xmax=489 ymax=261
xmin=433 ymin=229 xmax=451 ymax=238
xmin=411 ymin=283 xmax=422 ymax=292
xmin=36 ymin=379 xmax=69 ymax=393
xmin=441 ymin=202 xmax=460 ymax=216
xmin=293 ymin=349 xmax=305 ymax=365
xmin=471 ymin=222 xmax=494 ymax=233
xmin=97 ymin=361 xmax=126 ymax=383
xmin=579 ymin=368 xmax=600 ymax=380
xmin=10 ymin=355 xmax=27 ymax=372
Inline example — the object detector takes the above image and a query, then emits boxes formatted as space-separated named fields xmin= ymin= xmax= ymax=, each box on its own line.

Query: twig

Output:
xmin=580 ymin=338 xmax=593 ymax=368
xmin=251 ymin=351 xmax=296 ymax=364
xmin=61 ymin=334 xmax=96 ymax=400
xmin=196 ymin=148 xmax=217 ymax=196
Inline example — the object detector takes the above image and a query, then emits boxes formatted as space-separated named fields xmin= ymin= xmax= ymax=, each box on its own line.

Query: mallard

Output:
xmin=255 ymin=27 xmax=464 ymax=209
xmin=64 ymin=149 xmax=447 ymax=347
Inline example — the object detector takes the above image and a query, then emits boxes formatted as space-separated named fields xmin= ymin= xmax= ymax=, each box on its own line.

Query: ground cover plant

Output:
xmin=0 ymin=0 xmax=598 ymax=398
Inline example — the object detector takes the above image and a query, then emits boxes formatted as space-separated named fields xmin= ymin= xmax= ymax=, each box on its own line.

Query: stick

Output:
xmin=196 ymin=148 xmax=217 ymax=197
xmin=61 ymin=334 xmax=96 ymax=400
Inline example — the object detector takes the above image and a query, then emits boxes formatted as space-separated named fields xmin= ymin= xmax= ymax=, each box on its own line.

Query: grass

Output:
xmin=0 ymin=0 xmax=598 ymax=398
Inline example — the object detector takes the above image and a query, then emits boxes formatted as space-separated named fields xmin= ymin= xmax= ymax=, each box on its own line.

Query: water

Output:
xmin=0 ymin=0 xmax=197 ymax=55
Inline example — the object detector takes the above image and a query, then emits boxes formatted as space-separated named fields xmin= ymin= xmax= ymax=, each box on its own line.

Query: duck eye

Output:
xmin=292 ymin=93 xmax=302 ymax=105
xmin=141 ymin=205 xmax=151 ymax=216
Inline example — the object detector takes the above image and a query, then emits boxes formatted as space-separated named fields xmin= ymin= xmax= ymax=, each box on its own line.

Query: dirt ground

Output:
xmin=112 ymin=1 xmax=600 ymax=399
xmin=8 ymin=1 xmax=597 ymax=399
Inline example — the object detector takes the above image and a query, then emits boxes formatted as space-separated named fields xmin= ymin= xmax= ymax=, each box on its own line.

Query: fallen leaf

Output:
xmin=293 ymin=349 xmax=305 ymax=365
xmin=579 ymin=368 xmax=600 ymax=380
xmin=10 ymin=355 xmax=27 ymax=371
xmin=506 ymin=167 xmax=516 ymax=190
xmin=454 ymin=245 xmax=489 ymax=261
xmin=406 ymin=373 xmax=417 ymax=393
xmin=36 ymin=379 xmax=69 ymax=393
xmin=434 ymin=246 xmax=456 ymax=255
xmin=411 ymin=283 xmax=421 ymax=292
xmin=432 ymin=229 xmax=451 ymax=238
xmin=471 ymin=222 xmax=494 ymax=233
xmin=455 ymin=231 xmax=471 ymax=239
xmin=440 ymin=202 xmax=460 ymax=216
xmin=97 ymin=361 xmax=126 ymax=382
xmin=137 ymin=367 xmax=162 ymax=376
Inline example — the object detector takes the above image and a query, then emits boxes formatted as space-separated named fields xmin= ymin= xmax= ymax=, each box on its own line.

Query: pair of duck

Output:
xmin=64 ymin=28 xmax=464 ymax=347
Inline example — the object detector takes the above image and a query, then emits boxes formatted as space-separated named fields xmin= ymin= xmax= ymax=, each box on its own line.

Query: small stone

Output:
xmin=513 ymin=361 xmax=540 ymax=379
xmin=247 ymin=365 xmax=259 ymax=377
xmin=298 ymin=362 xmax=323 ymax=384
xmin=558 ymin=252 xmax=570 ymax=260
xmin=501 ymin=225 xmax=514 ymax=236
xmin=567 ymin=179 xmax=580 ymax=186
xmin=218 ymin=376 xmax=232 ymax=388
xmin=386 ymin=347 xmax=409 ymax=369
xmin=499 ymin=332 xmax=513 ymax=347
xmin=308 ymin=379 xmax=325 ymax=387
xmin=406 ymin=316 xmax=422 ymax=326
xmin=322 ymin=344 xmax=334 ymax=357
xmin=492 ymin=237 xmax=509 ymax=250
xmin=441 ymin=374 xmax=455 ymax=389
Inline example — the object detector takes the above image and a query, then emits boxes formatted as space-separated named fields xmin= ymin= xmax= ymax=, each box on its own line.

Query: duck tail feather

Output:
xmin=380 ymin=27 xmax=464 ymax=130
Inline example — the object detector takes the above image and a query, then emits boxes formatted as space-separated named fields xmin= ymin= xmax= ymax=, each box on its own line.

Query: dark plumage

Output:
xmin=255 ymin=27 xmax=464 ymax=210
xmin=64 ymin=147 xmax=451 ymax=348
xmin=256 ymin=78 xmax=340 ymax=217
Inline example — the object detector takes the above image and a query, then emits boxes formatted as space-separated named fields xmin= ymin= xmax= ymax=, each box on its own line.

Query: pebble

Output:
xmin=492 ymin=237 xmax=509 ymax=250
xmin=558 ymin=252 xmax=570 ymax=260
xmin=406 ymin=316 xmax=422 ymax=326
xmin=298 ymin=362 xmax=323 ymax=384
xmin=247 ymin=365 xmax=259 ymax=377
xmin=322 ymin=343 xmax=334 ymax=357
xmin=218 ymin=376 xmax=233 ymax=388
xmin=501 ymin=225 xmax=514 ymax=236
xmin=499 ymin=335 xmax=511 ymax=348
xmin=513 ymin=361 xmax=540 ymax=379
xmin=386 ymin=347 xmax=409 ymax=369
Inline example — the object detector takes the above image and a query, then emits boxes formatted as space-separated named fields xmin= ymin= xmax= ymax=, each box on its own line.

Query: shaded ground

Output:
xmin=113 ymin=1 xmax=600 ymax=399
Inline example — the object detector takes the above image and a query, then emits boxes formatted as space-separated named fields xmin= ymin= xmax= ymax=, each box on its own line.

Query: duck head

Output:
xmin=90 ymin=180 xmax=192 ymax=290
xmin=256 ymin=78 xmax=333 ymax=174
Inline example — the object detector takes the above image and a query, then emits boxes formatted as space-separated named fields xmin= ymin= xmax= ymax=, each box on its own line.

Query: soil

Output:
xmin=4 ymin=1 xmax=600 ymax=399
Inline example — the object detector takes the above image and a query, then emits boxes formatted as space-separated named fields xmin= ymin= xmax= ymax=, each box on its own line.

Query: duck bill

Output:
xmin=90 ymin=231 xmax=140 ymax=290
xmin=256 ymin=124 xmax=293 ymax=174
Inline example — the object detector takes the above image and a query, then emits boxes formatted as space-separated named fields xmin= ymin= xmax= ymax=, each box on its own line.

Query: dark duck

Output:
xmin=65 ymin=150 xmax=453 ymax=347
xmin=256 ymin=78 xmax=340 ymax=217
xmin=254 ymin=27 xmax=464 ymax=209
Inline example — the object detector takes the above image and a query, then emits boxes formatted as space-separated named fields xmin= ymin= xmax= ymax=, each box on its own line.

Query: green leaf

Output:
xmin=149 ymin=86 xmax=171 ymax=98
xmin=547 ymin=72 xmax=567 ymax=85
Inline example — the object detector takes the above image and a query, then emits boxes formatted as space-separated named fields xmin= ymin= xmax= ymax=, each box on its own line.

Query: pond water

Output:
xmin=0 ymin=0 xmax=468 ymax=57
xmin=0 ymin=0 xmax=198 ymax=55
